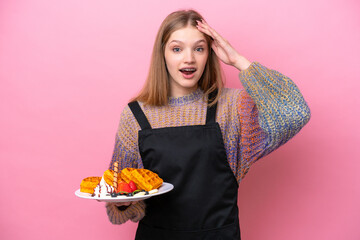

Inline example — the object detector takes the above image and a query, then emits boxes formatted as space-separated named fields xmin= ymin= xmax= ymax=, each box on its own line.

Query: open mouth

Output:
xmin=179 ymin=68 xmax=197 ymax=75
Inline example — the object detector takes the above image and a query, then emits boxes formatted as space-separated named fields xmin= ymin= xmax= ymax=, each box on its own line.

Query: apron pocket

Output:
xmin=135 ymin=221 xmax=240 ymax=240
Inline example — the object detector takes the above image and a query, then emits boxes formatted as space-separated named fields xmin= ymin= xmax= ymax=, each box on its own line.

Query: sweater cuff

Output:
xmin=106 ymin=203 xmax=131 ymax=225
xmin=105 ymin=201 xmax=146 ymax=225
xmin=126 ymin=201 xmax=146 ymax=222
xmin=238 ymin=61 xmax=263 ymax=88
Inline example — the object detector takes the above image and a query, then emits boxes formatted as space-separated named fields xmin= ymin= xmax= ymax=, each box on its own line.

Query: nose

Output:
xmin=184 ymin=49 xmax=195 ymax=63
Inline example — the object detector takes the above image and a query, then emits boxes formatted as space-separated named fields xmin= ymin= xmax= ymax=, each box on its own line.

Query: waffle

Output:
xmin=80 ymin=176 xmax=101 ymax=194
xmin=120 ymin=168 xmax=135 ymax=183
xmin=120 ymin=168 xmax=163 ymax=191
xmin=103 ymin=169 xmax=123 ymax=187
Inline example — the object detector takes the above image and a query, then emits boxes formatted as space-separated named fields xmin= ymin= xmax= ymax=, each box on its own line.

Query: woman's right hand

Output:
xmin=113 ymin=201 xmax=138 ymax=210
xmin=98 ymin=200 xmax=135 ymax=207
xmin=105 ymin=200 xmax=145 ymax=224
xmin=114 ymin=201 xmax=132 ymax=207
xmin=196 ymin=19 xmax=251 ymax=71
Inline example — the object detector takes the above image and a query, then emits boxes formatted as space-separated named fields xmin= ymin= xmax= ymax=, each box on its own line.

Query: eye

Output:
xmin=196 ymin=47 xmax=204 ymax=52
xmin=172 ymin=47 xmax=181 ymax=52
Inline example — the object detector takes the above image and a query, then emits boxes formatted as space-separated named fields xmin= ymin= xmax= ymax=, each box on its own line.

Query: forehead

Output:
xmin=167 ymin=26 xmax=206 ymax=45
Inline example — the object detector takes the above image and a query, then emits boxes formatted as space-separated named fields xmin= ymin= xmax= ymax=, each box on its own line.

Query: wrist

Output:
xmin=233 ymin=55 xmax=251 ymax=71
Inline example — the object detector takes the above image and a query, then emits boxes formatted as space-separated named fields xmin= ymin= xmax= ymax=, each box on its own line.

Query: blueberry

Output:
xmin=111 ymin=192 xmax=117 ymax=197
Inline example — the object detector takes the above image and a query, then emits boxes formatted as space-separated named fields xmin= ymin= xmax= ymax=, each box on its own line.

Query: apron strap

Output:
xmin=128 ymin=101 xmax=152 ymax=130
xmin=206 ymin=90 xmax=218 ymax=124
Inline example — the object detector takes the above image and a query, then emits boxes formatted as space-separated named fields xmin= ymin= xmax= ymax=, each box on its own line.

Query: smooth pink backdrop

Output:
xmin=1 ymin=0 xmax=359 ymax=239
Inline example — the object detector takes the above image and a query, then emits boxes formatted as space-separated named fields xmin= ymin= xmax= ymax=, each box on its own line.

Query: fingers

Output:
xmin=196 ymin=19 xmax=227 ymax=46
xmin=113 ymin=200 xmax=139 ymax=207
xmin=114 ymin=201 xmax=132 ymax=207
xmin=196 ymin=20 xmax=213 ymax=38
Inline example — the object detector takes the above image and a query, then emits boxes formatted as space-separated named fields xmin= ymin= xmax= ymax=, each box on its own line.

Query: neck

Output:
xmin=168 ymin=88 xmax=203 ymax=106
xmin=170 ymin=86 xmax=199 ymax=98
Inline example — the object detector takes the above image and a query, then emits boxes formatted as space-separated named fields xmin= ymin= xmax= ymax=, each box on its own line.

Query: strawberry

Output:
xmin=117 ymin=182 xmax=132 ymax=193
xmin=129 ymin=180 xmax=137 ymax=192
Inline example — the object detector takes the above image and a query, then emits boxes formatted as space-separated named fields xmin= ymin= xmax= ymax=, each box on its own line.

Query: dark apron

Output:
xmin=128 ymin=97 xmax=240 ymax=240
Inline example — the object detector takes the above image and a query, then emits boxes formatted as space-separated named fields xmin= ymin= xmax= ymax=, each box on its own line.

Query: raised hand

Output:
xmin=196 ymin=19 xmax=251 ymax=71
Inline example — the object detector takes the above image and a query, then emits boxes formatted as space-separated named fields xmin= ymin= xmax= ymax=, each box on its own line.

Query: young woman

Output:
xmin=104 ymin=9 xmax=311 ymax=240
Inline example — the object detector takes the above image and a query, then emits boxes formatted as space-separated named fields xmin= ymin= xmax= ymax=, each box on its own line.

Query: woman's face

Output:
xmin=164 ymin=25 xmax=209 ymax=97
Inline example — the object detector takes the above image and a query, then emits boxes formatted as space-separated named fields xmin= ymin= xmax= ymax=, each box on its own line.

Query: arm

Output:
xmin=196 ymin=20 xmax=311 ymax=180
xmin=105 ymin=106 xmax=146 ymax=224
xmin=105 ymin=201 xmax=145 ymax=225
xmin=236 ymin=64 xmax=311 ymax=180
xmin=239 ymin=62 xmax=311 ymax=157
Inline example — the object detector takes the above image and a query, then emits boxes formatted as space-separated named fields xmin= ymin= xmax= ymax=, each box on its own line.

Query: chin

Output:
xmin=169 ymin=73 xmax=201 ymax=96
xmin=179 ymin=80 xmax=199 ymax=89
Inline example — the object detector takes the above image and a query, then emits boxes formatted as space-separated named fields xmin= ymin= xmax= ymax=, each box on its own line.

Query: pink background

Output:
xmin=1 ymin=0 xmax=359 ymax=239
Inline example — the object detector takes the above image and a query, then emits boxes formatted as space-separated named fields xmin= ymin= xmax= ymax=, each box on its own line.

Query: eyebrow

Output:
xmin=169 ymin=39 xmax=206 ymax=45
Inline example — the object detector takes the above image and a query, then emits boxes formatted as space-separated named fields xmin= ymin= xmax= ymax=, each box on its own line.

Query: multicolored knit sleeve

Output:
xmin=105 ymin=201 xmax=146 ymax=224
xmin=237 ymin=62 xmax=311 ymax=180
xmin=106 ymin=106 xmax=145 ymax=224
xmin=109 ymin=106 xmax=143 ymax=171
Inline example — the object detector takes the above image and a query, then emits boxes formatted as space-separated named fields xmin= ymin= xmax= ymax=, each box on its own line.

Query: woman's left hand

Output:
xmin=196 ymin=19 xmax=251 ymax=71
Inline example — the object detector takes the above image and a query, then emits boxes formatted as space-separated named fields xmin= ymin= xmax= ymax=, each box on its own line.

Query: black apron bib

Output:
xmin=128 ymin=97 xmax=240 ymax=240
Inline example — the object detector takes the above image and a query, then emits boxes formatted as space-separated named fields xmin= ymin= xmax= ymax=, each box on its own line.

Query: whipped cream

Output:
xmin=93 ymin=175 xmax=115 ymax=198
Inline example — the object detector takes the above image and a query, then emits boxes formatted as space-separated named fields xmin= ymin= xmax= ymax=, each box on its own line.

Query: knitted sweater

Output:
xmin=105 ymin=62 xmax=311 ymax=224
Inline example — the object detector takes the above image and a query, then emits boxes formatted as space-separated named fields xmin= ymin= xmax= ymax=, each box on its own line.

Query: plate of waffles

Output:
xmin=75 ymin=182 xmax=174 ymax=202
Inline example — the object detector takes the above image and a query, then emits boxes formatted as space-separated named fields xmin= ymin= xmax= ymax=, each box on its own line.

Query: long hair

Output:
xmin=133 ymin=9 xmax=224 ymax=106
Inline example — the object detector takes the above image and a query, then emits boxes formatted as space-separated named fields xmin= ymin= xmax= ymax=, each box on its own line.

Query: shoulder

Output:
xmin=217 ymin=88 xmax=249 ymax=106
xmin=216 ymin=88 xmax=256 ymax=119
xmin=216 ymin=88 xmax=241 ymax=120
xmin=118 ymin=101 xmax=160 ymax=129
xmin=117 ymin=103 xmax=141 ymax=132
xmin=119 ymin=104 xmax=134 ymax=122
xmin=119 ymin=101 xmax=153 ymax=120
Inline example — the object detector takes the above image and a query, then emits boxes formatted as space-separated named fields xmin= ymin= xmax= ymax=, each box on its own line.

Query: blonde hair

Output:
xmin=133 ymin=9 xmax=224 ymax=106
